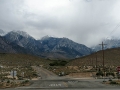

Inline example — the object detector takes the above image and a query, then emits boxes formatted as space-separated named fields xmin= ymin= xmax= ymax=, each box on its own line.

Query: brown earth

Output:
xmin=66 ymin=72 xmax=96 ymax=78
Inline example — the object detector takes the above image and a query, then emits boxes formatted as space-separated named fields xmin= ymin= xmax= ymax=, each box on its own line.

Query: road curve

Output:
xmin=32 ymin=66 xmax=59 ymax=80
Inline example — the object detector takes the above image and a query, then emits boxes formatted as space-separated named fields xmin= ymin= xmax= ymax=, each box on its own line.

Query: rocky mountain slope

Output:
xmin=2 ymin=30 xmax=120 ymax=59
xmin=0 ymin=36 xmax=16 ymax=53
xmin=3 ymin=31 xmax=41 ymax=55
xmin=1 ymin=30 xmax=92 ymax=59
xmin=39 ymin=36 xmax=92 ymax=59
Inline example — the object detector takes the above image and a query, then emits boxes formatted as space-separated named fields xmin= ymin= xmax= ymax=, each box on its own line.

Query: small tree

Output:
xmin=96 ymin=68 xmax=103 ymax=77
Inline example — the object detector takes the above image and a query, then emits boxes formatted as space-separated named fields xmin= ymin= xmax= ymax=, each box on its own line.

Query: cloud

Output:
xmin=0 ymin=0 xmax=120 ymax=47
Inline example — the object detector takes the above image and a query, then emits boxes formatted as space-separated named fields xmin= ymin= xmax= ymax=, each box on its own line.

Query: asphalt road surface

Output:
xmin=2 ymin=66 xmax=120 ymax=90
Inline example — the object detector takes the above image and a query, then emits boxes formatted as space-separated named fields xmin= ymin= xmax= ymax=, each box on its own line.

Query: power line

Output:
xmin=106 ymin=22 xmax=120 ymax=39
xmin=102 ymin=22 xmax=120 ymax=51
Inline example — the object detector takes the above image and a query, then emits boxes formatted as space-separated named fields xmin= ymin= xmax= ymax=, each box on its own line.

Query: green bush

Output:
xmin=96 ymin=71 xmax=103 ymax=76
xmin=25 ymin=80 xmax=29 ymax=83
xmin=110 ymin=81 xmax=118 ymax=84
xmin=106 ymin=72 xmax=114 ymax=77
xmin=109 ymin=79 xmax=112 ymax=81
xmin=49 ymin=60 xmax=68 ymax=66
xmin=7 ymin=80 xmax=10 ymax=83
xmin=32 ymin=73 xmax=38 ymax=77
xmin=18 ymin=77 xmax=23 ymax=80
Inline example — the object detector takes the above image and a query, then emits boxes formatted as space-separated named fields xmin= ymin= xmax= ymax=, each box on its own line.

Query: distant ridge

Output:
xmin=92 ymin=38 xmax=120 ymax=51
xmin=0 ymin=30 xmax=92 ymax=59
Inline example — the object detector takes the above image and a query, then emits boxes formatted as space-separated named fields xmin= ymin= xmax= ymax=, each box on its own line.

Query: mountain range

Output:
xmin=0 ymin=30 xmax=92 ymax=59
xmin=92 ymin=38 xmax=120 ymax=51
xmin=1 ymin=30 xmax=120 ymax=59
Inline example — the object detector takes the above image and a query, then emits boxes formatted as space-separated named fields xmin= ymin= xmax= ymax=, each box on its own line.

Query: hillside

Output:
xmin=67 ymin=48 xmax=120 ymax=67
xmin=0 ymin=53 xmax=52 ymax=66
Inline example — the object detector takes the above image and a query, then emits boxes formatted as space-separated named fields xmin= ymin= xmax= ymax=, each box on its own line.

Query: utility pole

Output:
xmin=96 ymin=52 xmax=97 ymax=71
xmin=91 ymin=58 xmax=93 ymax=66
xmin=99 ymin=42 xmax=107 ymax=77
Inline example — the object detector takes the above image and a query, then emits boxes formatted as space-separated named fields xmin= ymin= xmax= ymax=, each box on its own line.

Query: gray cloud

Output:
xmin=0 ymin=0 xmax=120 ymax=47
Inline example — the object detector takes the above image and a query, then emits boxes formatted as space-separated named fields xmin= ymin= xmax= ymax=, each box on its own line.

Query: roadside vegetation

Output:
xmin=1 ymin=48 xmax=120 ymax=88
xmin=0 ymin=80 xmax=30 ymax=88
xmin=0 ymin=53 xmax=53 ymax=88
xmin=45 ymin=48 xmax=120 ymax=78
xmin=49 ymin=60 xmax=68 ymax=66
xmin=103 ymin=80 xmax=120 ymax=85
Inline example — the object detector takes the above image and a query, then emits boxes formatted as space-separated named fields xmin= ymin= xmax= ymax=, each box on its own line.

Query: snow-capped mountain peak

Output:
xmin=2 ymin=30 xmax=93 ymax=59
xmin=12 ymin=30 xmax=31 ymax=38
xmin=0 ymin=29 xmax=5 ymax=36
xmin=41 ymin=35 xmax=50 ymax=40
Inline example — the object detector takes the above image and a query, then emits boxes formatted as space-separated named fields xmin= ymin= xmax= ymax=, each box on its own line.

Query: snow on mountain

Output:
xmin=92 ymin=38 xmax=120 ymax=51
xmin=2 ymin=30 xmax=93 ymax=59
xmin=3 ymin=30 xmax=37 ymax=48
xmin=2 ymin=30 xmax=120 ymax=59
xmin=0 ymin=29 xmax=5 ymax=36
xmin=41 ymin=35 xmax=51 ymax=40
xmin=39 ymin=36 xmax=93 ymax=58
xmin=7 ymin=30 xmax=34 ymax=39
xmin=13 ymin=31 xmax=32 ymax=38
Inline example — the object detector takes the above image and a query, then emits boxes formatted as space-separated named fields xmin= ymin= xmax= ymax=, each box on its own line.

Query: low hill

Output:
xmin=0 ymin=53 xmax=52 ymax=66
xmin=67 ymin=48 xmax=120 ymax=67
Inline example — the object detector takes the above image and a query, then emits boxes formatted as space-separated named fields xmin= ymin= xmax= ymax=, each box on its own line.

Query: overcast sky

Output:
xmin=0 ymin=0 xmax=120 ymax=47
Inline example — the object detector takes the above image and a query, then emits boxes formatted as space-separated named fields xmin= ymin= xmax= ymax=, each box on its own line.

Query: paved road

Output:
xmin=1 ymin=66 xmax=120 ymax=90
xmin=32 ymin=66 xmax=59 ymax=80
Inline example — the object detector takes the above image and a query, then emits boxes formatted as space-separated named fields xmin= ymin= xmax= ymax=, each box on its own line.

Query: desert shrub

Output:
xmin=96 ymin=71 xmax=103 ymax=76
xmin=25 ymin=80 xmax=29 ymax=83
xmin=21 ymin=80 xmax=29 ymax=85
xmin=49 ymin=60 xmax=68 ymax=66
xmin=7 ymin=80 xmax=10 ymax=83
xmin=110 ymin=81 xmax=118 ymax=84
xmin=106 ymin=72 xmax=115 ymax=77
xmin=18 ymin=77 xmax=23 ymax=80
xmin=32 ymin=73 xmax=38 ymax=77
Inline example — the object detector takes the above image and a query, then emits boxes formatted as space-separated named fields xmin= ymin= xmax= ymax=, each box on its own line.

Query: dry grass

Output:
xmin=0 ymin=80 xmax=30 ymax=88
xmin=67 ymin=48 xmax=120 ymax=67
xmin=0 ymin=53 xmax=52 ymax=66
xmin=0 ymin=53 xmax=53 ymax=82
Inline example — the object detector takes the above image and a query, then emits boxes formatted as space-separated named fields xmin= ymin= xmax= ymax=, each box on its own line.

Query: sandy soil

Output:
xmin=66 ymin=72 xmax=96 ymax=79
